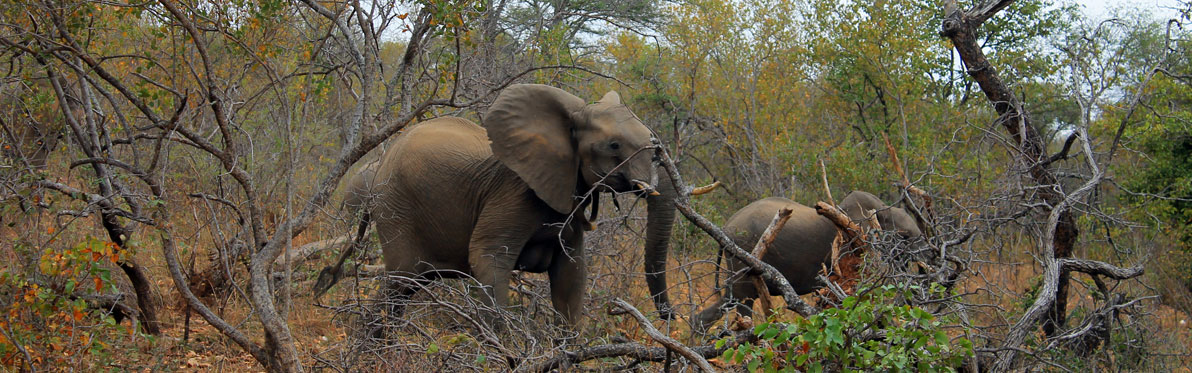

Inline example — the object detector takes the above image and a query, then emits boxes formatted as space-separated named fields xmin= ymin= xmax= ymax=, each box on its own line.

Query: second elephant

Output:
xmin=693 ymin=191 xmax=921 ymax=330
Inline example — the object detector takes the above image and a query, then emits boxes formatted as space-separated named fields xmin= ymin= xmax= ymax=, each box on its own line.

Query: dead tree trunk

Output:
xmin=940 ymin=0 xmax=1078 ymax=338
xmin=941 ymin=1 xmax=1150 ymax=371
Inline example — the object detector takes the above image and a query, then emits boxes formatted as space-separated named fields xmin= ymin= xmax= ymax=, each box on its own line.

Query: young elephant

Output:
xmin=328 ymin=84 xmax=676 ymax=325
xmin=693 ymin=191 xmax=921 ymax=330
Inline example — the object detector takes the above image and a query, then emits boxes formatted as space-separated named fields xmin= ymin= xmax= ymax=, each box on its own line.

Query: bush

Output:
xmin=719 ymin=284 xmax=973 ymax=372
xmin=0 ymin=236 xmax=131 ymax=369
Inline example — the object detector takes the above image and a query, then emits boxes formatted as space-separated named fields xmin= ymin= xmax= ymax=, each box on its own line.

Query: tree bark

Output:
xmin=814 ymin=202 xmax=870 ymax=298
xmin=941 ymin=0 xmax=1078 ymax=338
xmin=42 ymin=61 xmax=163 ymax=335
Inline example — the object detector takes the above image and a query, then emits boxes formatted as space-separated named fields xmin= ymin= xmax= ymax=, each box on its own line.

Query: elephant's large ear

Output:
xmin=484 ymin=84 xmax=587 ymax=214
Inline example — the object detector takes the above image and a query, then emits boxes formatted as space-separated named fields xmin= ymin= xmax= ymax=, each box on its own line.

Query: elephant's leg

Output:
xmin=469 ymin=257 xmax=516 ymax=311
xmin=467 ymin=208 xmax=538 ymax=327
xmin=548 ymin=231 xmax=585 ymax=325
xmin=693 ymin=295 xmax=729 ymax=333
xmin=379 ymin=273 xmax=428 ymax=320
xmin=360 ymin=275 xmax=423 ymax=339
xmin=728 ymin=277 xmax=759 ymax=321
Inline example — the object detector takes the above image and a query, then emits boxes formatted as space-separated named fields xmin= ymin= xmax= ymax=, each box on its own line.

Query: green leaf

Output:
xmin=825 ymin=318 xmax=844 ymax=346
xmin=862 ymin=349 xmax=875 ymax=361
xmin=842 ymin=296 xmax=858 ymax=308
xmin=762 ymin=326 xmax=780 ymax=340
xmin=913 ymin=334 xmax=928 ymax=349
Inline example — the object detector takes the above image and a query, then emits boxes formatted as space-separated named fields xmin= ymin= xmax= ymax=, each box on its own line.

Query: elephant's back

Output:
xmin=375 ymin=117 xmax=495 ymax=203
xmin=342 ymin=161 xmax=380 ymax=211
xmin=724 ymin=197 xmax=838 ymax=295
xmin=725 ymin=197 xmax=828 ymax=236
xmin=385 ymin=117 xmax=491 ymax=164
xmin=370 ymin=117 xmax=504 ymax=272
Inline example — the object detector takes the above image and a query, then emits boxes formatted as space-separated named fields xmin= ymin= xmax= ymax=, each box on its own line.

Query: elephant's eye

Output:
xmin=609 ymin=141 xmax=621 ymax=150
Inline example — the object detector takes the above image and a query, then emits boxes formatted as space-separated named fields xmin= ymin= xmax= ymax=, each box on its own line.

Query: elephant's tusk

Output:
xmin=634 ymin=181 xmax=661 ymax=196
xmin=690 ymin=181 xmax=721 ymax=196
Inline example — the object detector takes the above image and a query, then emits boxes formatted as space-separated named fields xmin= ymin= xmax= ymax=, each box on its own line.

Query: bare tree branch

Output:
xmin=611 ymin=298 xmax=715 ymax=372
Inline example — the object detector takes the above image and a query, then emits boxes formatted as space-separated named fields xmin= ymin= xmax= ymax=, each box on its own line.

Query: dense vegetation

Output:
xmin=1 ymin=0 xmax=1188 ymax=371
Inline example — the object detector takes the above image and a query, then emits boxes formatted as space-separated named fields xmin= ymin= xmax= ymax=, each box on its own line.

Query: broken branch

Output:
xmin=750 ymin=208 xmax=794 ymax=319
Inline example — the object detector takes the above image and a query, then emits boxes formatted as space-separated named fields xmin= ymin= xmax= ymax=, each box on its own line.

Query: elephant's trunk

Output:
xmin=644 ymin=173 xmax=677 ymax=319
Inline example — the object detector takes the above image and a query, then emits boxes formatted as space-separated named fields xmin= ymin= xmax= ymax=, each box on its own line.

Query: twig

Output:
xmin=271 ymin=235 xmax=351 ymax=269
xmin=882 ymin=132 xmax=933 ymax=212
xmin=0 ymin=315 xmax=36 ymax=373
xmin=612 ymin=299 xmax=715 ymax=372
xmin=816 ymin=274 xmax=849 ymax=301
xmin=819 ymin=159 xmax=835 ymax=207
xmin=521 ymin=330 xmax=754 ymax=372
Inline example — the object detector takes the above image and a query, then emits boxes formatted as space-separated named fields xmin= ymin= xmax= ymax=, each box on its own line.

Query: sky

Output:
xmin=1078 ymin=0 xmax=1187 ymax=20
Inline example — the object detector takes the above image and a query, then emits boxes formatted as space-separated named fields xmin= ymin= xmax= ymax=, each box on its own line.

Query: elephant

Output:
xmin=692 ymin=191 xmax=922 ymax=330
xmin=314 ymin=84 xmax=685 ymax=325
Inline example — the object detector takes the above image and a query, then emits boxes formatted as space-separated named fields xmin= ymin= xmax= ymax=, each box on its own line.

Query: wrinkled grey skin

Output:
xmin=330 ymin=84 xmax=674 ymax=325
xmin=693 ymin=191 xmax=921 ymax=331
xmin=342 ymin=161 xmax=381 ymax=213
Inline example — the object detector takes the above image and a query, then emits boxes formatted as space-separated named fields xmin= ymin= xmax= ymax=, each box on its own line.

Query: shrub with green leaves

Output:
xmin=719 ymin=284 xmax=973 ymax=372
xmin=1 ymin=236 xmax=132 ymax=369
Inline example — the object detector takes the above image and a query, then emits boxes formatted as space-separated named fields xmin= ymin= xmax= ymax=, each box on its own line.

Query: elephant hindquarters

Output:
xmin=697 ymin=198 xmax=838 ymax=331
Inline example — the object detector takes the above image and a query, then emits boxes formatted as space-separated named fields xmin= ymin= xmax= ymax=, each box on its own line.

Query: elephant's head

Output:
xmin=877 ymin=206 xmax=922 ymax=239
xmin=839 ymin=191 xmax=922 ymax=239
xmin=485 ymin=84 xmax=659 ymax=213
xmin=484 ymin=84 xmax=677 ymax=318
